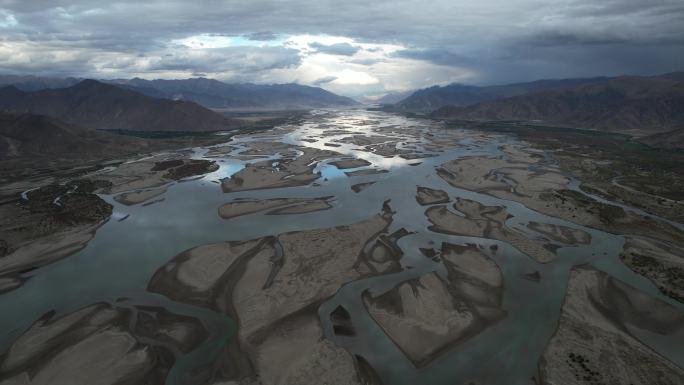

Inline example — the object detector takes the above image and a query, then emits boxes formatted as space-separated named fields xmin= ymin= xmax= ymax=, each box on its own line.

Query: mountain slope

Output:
xmin=392 ymin=77 xmax=609 ymax=112
xmin=0 ymin=75 xmax=81 ymax=92
xmin=640 ymin=127 xmax=684 ymax=149
xmin=431 ymin=76 xmax=684 ymax=136
xmin=0 ymin=80 xmax=237 ymax=132
xmin=367 ymin=90 xmax=415 ymax=105
xmin=110 ymin=78 xmax=359 ymax=110
xmin=0 ymin=111 xmax=152 ymax=160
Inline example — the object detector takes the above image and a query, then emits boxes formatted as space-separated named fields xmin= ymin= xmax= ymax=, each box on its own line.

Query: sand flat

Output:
xmin=218 ymin=197 xmax=334 ymax=219
xmin=148 ymin=205 xmax=396 ymax=384
xmin=222 ymin=147 xmax=340 ymax=192
xmin=426 ymin=198 xmax=558 ymax=263
xmin=0 ymin=303 xmax=207 ymax=385
xmin=345 ymin=169 xmax=389 ymax=177
xmin=364 ymin=243 xmax=504 ymax=367
xmin=329 ymin=158 xmax=372 ymax=169
xmin=539 ymin=267 xmax=684 ymax=385
xmin=620 ymin=237 xmax=684 ymax=302
xmin=114 ymin=187 xmax=167 ymax=205
xmin=416 ymin=186 xmax=450 ymax=205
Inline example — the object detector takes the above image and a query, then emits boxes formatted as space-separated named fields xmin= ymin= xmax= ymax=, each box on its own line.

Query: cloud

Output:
xmin=0 ymin=0 xmax=681 ymax=96
xmin=312 ymin=75 xmax=337 ymax=85
xmin=0 ymin=9 xmax=17 ymax=27
xmin=392 ymin=49 xmax=476 ymax=67
xmin=309 ymin=42 xmax=360 ymax=56
xmin=330 ymin=69 xmax=378 ymax=85
xmin=245 ymin=31 xmax=278 ymax=41
xmin=148 ymin=46 xmax=302 ymax=73
xmin=349 ymin=57 xmax=385 ymax=65
xmin=0 ymin=38 xmax=302 ymax=81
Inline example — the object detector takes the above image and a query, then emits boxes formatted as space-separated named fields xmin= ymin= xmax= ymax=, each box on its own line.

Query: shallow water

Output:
xmin=1 ymin=109 xmax=682 ymax=385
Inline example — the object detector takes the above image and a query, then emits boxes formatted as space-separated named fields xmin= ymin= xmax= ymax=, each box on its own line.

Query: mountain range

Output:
xmin=0 ymin=75 xmax=359 ymax=111
xmin=388 ymin=77 xmax=609 ymax=112
xmin=431 ymin=75 xmax=684 ymax=137
xmin=0 ymin=75 xmax=81 ymax=92
xmin=0 ymin=80 xmax=237 ymax=132
xmin=2 ymin=72 xmax=683 ymax=151
xmin=110 ymin=78 xmax=359 ymax=110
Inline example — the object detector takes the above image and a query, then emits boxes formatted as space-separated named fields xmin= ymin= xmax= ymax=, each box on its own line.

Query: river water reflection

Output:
xmin=0 ymin=109 xmax=682 ymax=385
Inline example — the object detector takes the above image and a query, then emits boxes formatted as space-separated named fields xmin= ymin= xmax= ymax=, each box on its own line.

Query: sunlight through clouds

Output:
xmin=0 ymin=1 xmax=682 ymax=98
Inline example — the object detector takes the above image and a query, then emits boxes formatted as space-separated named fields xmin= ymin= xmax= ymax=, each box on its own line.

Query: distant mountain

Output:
xmin=109 ymin=78 xmax=360 ymax=110
xmin=365 ymin=90 xmax=415 ymax=105
xmin=431 ymin=76 xmax=684 ymax=137
xmin=0 ymin=111 xmax=151 ymax=160
xmin=0 ymin=80 xmax=237 ymax=132
xmin=392 ymin=84 xmax=497 ymax=112
xmin=391 ymin=77 xmax=609 ymax=112
xmin=0 ymin=75 xmax=81 ymax=92
xmin=0 ymin=75 xmax=359 ymax=111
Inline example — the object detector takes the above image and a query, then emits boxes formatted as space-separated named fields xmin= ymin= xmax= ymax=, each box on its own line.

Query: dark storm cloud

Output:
xmin=309 ymin=42 xmax=359 ymax=56
xmin=148 ymin=46 xmax=302 ymax=73
xmin=560 ymin=0 xmax=684 ymax=18
xmin=0 ymin=0 xmax=682 ymax=87
xmin=524 ymin=32 xmax=636 ymax=47
xmin=392 ymin=49 xmax=476 ymax=67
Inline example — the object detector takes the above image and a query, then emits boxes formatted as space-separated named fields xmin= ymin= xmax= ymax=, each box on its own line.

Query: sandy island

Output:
xmin=222 ymin=147 xmax=340 ymax=193
xmin=0 ymin=302 xmax=208 ymax=385
xmin=425 ymin=197 xmax=563 ymax=263
xmin=0 ymin=182 xmax=112 ymax=293
xmin=539 ymin=267 xmax=684 ymax=385
xmin=436 ymin=146 xmax=684 ymax=248
xmin=364 ymin=243 xmax=505 ymax=367
xmin=416 ymin=186 xmax=450 ymax=205
xmin=218 ymin=196 xmax=335 ymax=219
xmin=148 ymin=203 xmax=399 ymax=384
xmin=620 ymin=237 xmax=684 ymax=302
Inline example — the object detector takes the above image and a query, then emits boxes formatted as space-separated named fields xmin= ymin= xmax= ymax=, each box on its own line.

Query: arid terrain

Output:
xmin=0 ymin=109 xmax=682 ymax=385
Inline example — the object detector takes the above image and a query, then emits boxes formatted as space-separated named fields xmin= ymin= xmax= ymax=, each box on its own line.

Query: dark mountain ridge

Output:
xmin=0 ymin=111 xmax=152 ymax=160
xmin=390 ymin=77 xmax=610 ymax=112
xmin=431 ymin=75 xmax=684 ymax=138
xmin=0 ymin=74 xmax=359 ymax=111
xmin=0 ymin=80 xmax=237 ymax=132
xmin=110 ymin=77 xmax=360 ymax=110
xmin=0 ymin=75 xmax=81 ymax=92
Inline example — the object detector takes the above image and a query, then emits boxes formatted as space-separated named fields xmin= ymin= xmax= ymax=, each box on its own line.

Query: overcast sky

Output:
xmin=0 ymin=0 xmax=682 ymax=97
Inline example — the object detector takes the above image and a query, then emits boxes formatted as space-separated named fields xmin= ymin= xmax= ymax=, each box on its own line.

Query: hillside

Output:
xmin=366 ymin=90 xmax=415 ymax=105
xmin=0 ymin=111 xmax=152 ymax=161
xmin=391 ymin=77 xmax=608 ymax=112
xmin=0 ymin=80 xmax=237 ymax=132
xmin=109 ymin=78 xmax=359 ymax=110
xmin=431 ymin=76 xmax=684 ymax=137
xmin=640 ymin=128 xmax=684 ymax=149
xmin=0 ymin=75 xmax=81 ymax=92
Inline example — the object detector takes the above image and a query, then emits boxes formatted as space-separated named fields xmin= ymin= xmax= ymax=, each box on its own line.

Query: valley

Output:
xmin=1 ymin=1 xmax=682 ymax=384
xmin=0 ymin=109 xmax=682 ymax=385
